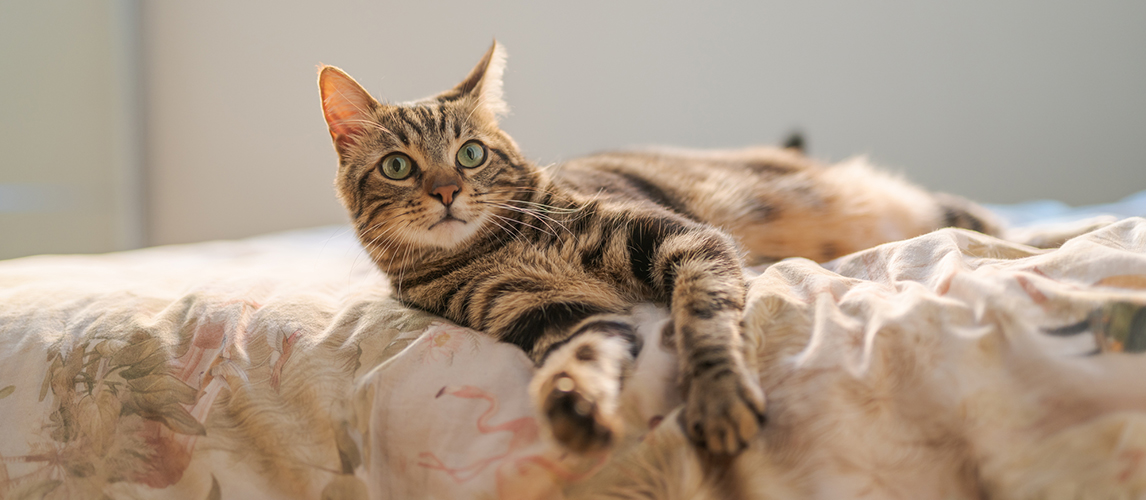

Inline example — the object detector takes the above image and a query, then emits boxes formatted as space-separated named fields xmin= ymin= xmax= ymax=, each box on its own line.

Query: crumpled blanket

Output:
xmin=1 ymin=219 xmax=1144 ymax=499
xmin=585 ymin=218 xmax=1146 ymax=499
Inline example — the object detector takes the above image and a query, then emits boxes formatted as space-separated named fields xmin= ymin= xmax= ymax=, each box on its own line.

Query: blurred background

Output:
xmin=1 ymin=0 xmax=1143 ymax=259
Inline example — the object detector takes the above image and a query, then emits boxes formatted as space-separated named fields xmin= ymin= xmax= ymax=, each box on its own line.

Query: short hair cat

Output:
xmin=318 ymin=41 xmax=999 ymax=456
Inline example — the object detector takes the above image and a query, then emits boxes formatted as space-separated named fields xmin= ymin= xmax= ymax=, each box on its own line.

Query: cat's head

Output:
xmin=319 ymin=42 xmax=535 ymax=265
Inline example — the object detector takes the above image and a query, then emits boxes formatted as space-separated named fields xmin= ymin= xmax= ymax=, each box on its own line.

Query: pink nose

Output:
xmin=432 ymin=184 xmax=459 ymax=205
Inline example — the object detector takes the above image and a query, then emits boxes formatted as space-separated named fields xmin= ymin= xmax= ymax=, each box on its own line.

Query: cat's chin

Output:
xmin=419 ymin=215 xmax=484 ymax=250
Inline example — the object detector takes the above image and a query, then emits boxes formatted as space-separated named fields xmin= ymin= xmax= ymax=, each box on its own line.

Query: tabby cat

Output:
xmin=318 ymin=42 xmax=999 ymax=455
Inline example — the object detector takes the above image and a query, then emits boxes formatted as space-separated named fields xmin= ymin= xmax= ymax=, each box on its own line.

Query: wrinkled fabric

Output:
xmin=0 ymin=219 xmax=1144 ymax=499
xmin=580 ymin=219 xmax=1146 ymax=499
xmin=735 ymin=220 xmax=1146 ymax=498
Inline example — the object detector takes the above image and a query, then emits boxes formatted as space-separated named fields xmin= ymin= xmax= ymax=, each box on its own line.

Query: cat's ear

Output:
xmin=447 ymin=41 xmax=509 ymax=121
xmin=319 ymin=65 xmax=380 ymax=150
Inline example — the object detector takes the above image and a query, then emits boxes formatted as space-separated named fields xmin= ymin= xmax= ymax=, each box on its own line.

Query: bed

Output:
xmin=1 ymin=191 xmax=1144 ymax=499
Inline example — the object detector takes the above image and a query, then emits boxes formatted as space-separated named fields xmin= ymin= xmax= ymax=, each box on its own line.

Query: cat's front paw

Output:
xmin=683 ymin=364 xmax=766 ymax=455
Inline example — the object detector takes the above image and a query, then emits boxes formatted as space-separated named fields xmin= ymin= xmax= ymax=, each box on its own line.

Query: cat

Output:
xmin=317 ymin=41 xmax=1000 ymax=456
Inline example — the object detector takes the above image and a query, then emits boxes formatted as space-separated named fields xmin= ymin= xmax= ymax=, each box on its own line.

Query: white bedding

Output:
xmin=0 ymin=196 xmax=1144 ymax=499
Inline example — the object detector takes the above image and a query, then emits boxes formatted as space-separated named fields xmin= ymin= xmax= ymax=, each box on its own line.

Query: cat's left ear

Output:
xmin=446 ymin=41 xmax=509 ymax=122
xmin=319 ymin=65 xmax=380 ymax=151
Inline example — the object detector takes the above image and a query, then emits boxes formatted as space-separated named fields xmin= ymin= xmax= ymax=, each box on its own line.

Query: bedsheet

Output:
xmin=586 ymin=218 xmax=1146 ymax=499
xmin=0 ymin=213 xmax=1144 ymax=499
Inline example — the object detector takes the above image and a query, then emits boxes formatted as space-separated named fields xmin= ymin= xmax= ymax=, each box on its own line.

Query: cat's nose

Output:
xmin=431 ymin=184 xmax=460 ymax=206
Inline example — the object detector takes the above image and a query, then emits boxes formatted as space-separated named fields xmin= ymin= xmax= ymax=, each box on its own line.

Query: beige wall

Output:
xmin=0 ymin=0 xmax=141 ymax=259
xmin=142 ymin=1 xmax=1146 ymax=246
xmin=3 ymin=1 xmax=1143 ymax=254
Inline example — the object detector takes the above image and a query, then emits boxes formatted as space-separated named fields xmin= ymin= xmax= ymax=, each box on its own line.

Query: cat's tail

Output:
xmin=781 ymin=131 xmax=805 ymax=154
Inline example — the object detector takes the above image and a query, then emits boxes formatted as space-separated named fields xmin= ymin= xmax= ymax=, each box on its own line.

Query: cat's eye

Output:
xmin=456 ymin=141 xmax=487 ymax=168
xmin=379 ymin=153 xmax=414 ymax=180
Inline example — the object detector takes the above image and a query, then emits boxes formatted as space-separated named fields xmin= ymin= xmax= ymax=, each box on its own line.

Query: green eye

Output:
xmin=379 ymin=153 xmax=413 ymax=180
xmin=456 ymin=141 xmax=486 ymax=168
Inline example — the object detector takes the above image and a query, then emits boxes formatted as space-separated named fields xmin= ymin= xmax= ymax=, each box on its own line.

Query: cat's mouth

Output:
xmin=428 ymin=214 xmax=467 ymax=229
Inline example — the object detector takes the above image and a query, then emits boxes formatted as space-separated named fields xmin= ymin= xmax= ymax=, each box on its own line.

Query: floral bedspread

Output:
xmin=1 ymin=218 xmax=1145 ymax=499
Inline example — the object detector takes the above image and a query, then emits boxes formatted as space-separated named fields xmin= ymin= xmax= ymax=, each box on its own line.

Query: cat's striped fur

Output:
xmin=318 ymin=42 xmax=999 ymax=456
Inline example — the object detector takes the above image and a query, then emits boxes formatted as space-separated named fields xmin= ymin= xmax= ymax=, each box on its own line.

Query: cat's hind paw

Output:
xmin=540 ymin=373 xmax=617 ymax=453
xmin=530 ymin=331 xmax=633 ymax=454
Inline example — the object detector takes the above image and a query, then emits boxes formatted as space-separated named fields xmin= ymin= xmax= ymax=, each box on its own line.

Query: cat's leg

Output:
xmin=528 ymin=315 xmax=640 ymax=453
xmin=655 ymin=231 xmax=767 ymax=454
xmin=727 ymin=158 xmax=1003 ymax=263
xmin=434 ymin=259 xmax=643 ymax=454
xmin=931 ymin=191 xmax=1002 ymax=236
xmin=618 ymin=216 xmax=767 ymax=454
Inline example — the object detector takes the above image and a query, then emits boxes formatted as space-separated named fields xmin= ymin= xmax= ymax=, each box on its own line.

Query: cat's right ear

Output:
xmin=319 ymin=66 xmax=380 ymax=151
xmin=446 ymin=41 xmax=509 ymax=122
